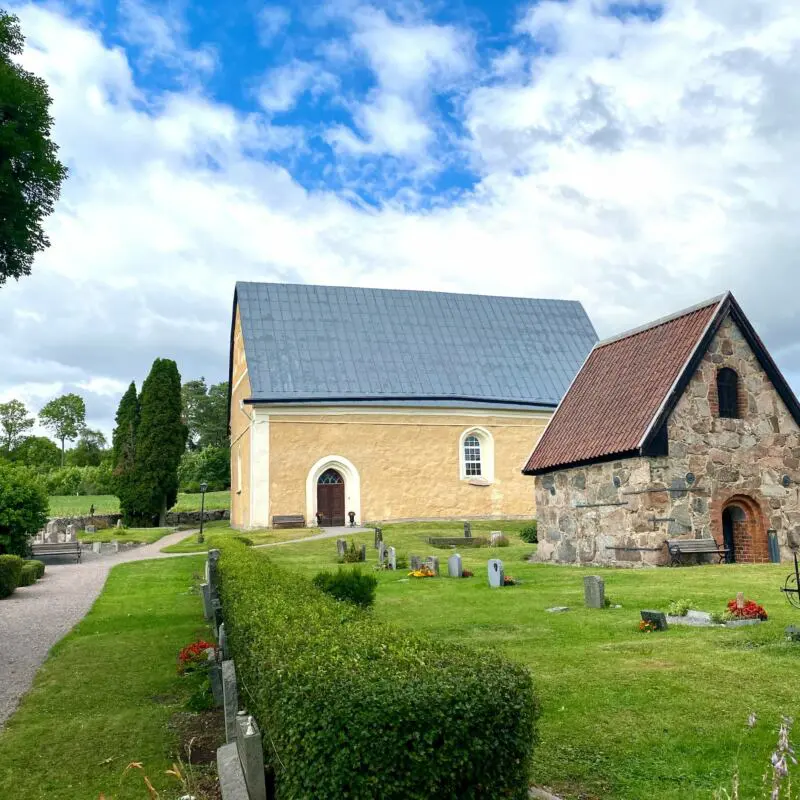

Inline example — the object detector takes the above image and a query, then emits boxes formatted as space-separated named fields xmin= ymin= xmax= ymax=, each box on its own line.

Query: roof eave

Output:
xmin=523 ymin=448 xmax=641 ymax=476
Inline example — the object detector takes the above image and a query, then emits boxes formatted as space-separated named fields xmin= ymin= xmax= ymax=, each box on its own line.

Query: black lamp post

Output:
xmin=198 ymin=481 xmax=209 ymax=543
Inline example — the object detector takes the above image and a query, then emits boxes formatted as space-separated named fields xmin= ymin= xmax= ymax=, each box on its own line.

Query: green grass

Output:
xmin=161 ymin=521 xmax=322 ymax=554
xmin=47 ymin=491 xmax=231 ymax=518
xmin=0 ymin=556 xmax=212 ymax=800
xmin=78 ymin=527 xmax=176 ymax=545
xmin=258 ymin=520 xmax=800 ymax=800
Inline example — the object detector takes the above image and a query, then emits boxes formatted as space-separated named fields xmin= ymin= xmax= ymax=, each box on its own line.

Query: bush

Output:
xmin=312 ymin=568 xmax=377 ymax=608
xmin=519 ymin=522 xmax=538 ymax=544
xmin=0 ymin=463 xmax=49 ymax=556
xmin=339 ymin=540 xmax=363 ymax=563
xmin=491 ymin=533 xmax=510 ymax=547
xmin=18 ymin=562 xmax=38 ymax=587
xmin=218 ymin=541 xmax=537 ymax=799
xmin=28 ymin=559 xmax=45 ymax=579
xmin=667 ymin=599 xmax=693 ymax=617
xmin=0 ymin=554 xmax=25 ymax=598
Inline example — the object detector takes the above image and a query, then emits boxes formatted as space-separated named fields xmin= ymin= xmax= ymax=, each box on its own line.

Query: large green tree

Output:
xmin=0 ymin=398 xmax=33 ymax=450
xmin=0 ymin=11 xmax=67 ymax=285
xmin=111 ymin=382 xmax=140 ymax=523
xmin=10 ymin=434 xmax=59 ymax=469
xmin=0 ymin=462 xmax=48 ymax=555
xmin=181 ymin=378 xmax=229 ymax=450
xmin=39 ymin=393 xmax=85 ymax=465
xmin=135 ymin=360 xmax=186 ymax=526
xmin=66 ymin=427 xmax=107 ymax=467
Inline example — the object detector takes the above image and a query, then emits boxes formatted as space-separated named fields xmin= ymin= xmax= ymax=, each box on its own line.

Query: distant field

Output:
xmin=48 ymin=491 xmax=230 ymax=518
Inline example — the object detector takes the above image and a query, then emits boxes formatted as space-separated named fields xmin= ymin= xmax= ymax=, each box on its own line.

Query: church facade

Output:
xmin=228 ymin=282 xmax=596 ymax=529
xmin=524 ymin=293 xmax=800 ymax=566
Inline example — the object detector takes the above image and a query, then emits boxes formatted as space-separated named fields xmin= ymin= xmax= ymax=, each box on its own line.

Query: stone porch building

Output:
xmin=523 ymin=293 xmax=800 ymax=566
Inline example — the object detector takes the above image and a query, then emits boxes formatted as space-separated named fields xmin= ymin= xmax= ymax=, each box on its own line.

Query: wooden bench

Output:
xmin=271 ymin=515 xmax=305 ymax=530
xmin=32 ymin=541 xmax=82 ymax=563
xmin=666 ymin=538 xmax=729 ymax=566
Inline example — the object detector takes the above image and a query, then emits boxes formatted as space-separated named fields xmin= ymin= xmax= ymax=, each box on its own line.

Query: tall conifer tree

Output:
xmin=134 ymin=359 xmax=187 ymax=526
xmin=111 ymin=382 xmax=140 ymax=523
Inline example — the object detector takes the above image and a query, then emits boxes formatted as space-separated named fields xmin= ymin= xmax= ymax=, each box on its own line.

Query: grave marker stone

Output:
xmin=640 ymin=610 xmax=668 ymax=631
xmin=201 ymin=583 xmax=212 ymax=620
xmin=85 ymin=525 xmax=96 ymax=534
xmin=359 ymin=544 xmax=367 ymax=562
xmin=65 ymin=524 xmax=77 ymax=543
xmin=92 ymin=541 xmax=102 ymax=554
xmin=489 ymin=531 xmax=504 ymax=546
xmin=410 ymin=555 xmax=421 ymax=571
xmin=388 ymin=546 xmax=396 ymax=570
xmin=378 ymin=541 xmax=387 ymax=564
xmin=448 ymin=553 xmax=463 ymax=578
xmin=464 ymin=521 xmax=472 ymax=538
xmin=424 ymin=556 xmax=439 ymax=575
xmin=236 ymin=712 xmax=267 ymax=800
xmin=218 ymin=623 xmax=229 ymax=660
xmin=488 ymin=559 xmax=504 ymax=588
xmin=208 ymin=549 xmax=221 ymax=596
xmin=336 ymin=539 xmax=348 ymax=558
xmin=222 ymin=659 xmax=239 ymax=743
xmin=374 ymin=527 xmax=383 ymax=548
xmin=583 ymin=575 xmax=605 ymax=609
xmin=116 ymin=518 xmax=123 ymax=529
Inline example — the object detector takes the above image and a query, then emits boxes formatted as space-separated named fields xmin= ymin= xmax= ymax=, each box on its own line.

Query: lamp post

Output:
xmin=198 ymin=481 xmax=209 ymax=544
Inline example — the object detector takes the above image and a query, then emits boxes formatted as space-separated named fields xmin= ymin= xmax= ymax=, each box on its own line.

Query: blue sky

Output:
xmin=2 ymin=0 xmax=800 ymax=435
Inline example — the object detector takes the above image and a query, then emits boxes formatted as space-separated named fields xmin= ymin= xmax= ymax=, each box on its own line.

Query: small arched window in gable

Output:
xmin=463 ymin=435 xmax=482 ymax=476
xmin=717 ymin=368 xmax=740 ymax=419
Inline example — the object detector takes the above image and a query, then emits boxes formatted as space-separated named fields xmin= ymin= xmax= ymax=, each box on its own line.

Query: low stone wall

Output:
xmin=166 ymin=509 xmax=230 ymax=526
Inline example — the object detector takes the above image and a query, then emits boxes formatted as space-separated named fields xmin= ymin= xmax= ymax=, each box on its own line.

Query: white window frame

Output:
xmin=459 ymin=427 xmax=494 ymax=483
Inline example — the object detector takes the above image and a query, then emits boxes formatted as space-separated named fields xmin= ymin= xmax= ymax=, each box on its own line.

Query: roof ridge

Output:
xmin=595 ymin=292 xmax=729 ymax=349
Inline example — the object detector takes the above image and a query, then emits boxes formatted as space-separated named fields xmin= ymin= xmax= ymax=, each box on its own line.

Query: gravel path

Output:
xmin=253 ymin=525 xmax=371 ymax=549
xmin=0 ymin=529 xmax=196 ymax=730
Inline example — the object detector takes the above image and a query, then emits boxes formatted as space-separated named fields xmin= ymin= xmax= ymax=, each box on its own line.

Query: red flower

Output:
xmin=177 ymin=640 xmax=215 ymax=674
xmin=726 ymin=599 xmax=768 ymax=621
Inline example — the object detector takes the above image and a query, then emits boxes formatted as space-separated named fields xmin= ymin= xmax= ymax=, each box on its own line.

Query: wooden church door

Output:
xmin=317 ymin=468 xmax=345 ymax=526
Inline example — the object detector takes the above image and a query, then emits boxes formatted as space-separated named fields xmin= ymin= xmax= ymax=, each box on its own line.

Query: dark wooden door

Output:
xmin=722 ymin=508 xmax=736 ymax=563
xmin=317 ymin=469 xmax=345 ymax=526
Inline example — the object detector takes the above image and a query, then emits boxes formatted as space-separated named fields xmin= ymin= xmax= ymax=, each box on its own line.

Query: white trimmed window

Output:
xmin=459 ymin=428 xmax=494 ymax=482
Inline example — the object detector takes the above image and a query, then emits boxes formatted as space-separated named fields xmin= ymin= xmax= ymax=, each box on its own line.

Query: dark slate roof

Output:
xmin=523 ymin=292 xmax=800 ymax=474
xmin=232 ymin=282 xmax=598 ymax=408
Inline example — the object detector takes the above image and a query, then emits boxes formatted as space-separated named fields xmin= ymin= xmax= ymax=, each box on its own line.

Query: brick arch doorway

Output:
xmin=721 ymin=495 xmax=768 ymax=564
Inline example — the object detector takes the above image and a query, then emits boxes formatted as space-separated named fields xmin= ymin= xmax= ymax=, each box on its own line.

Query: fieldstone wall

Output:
xmin=535 ymin=316 xmax=800 ymax=566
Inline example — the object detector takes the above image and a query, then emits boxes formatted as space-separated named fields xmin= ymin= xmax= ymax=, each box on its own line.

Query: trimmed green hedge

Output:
xmin=28 ymin=560 xmax=46 ymax=579
xmin=0 ymin=554 xmax=25 ymax=598
xmin=217 ymin=541 xmax=538 ymax=799
xmin=312 ymin=567 xmax=377 ymax=608
xmin=18 ymin=563 xmax=38 ymax=587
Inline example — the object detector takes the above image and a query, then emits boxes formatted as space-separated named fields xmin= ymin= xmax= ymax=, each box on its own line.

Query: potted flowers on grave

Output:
xmin=409 ymin=565 xmax=436 ymax=578
xmin=177 ymin=640 xmax=215 ymax=675
xmin=462 ymin=569 xmax=474 ymax=578
xmin=503 ymin=575 xmax=517 ymax=586
xmin=726 ymin=597 xmax=768 ymax=621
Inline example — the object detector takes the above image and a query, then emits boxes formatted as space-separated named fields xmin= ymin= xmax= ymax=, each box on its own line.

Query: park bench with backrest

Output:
xmin=666 ymin=538 xmax=728 ymax=566
xmin=271 ymin=515 xmax=305 ymax=529
xmin=31 ymin=541 xmax=82 ymax=563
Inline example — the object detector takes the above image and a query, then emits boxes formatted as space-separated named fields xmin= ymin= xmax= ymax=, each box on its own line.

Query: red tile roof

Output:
xmin=523 ymin=298 xmax=723 ymax=474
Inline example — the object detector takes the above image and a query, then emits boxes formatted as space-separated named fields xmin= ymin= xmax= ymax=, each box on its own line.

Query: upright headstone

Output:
xmin=378 ymin=541 xmax=387 ymax=564
xmin=336 ymin=539 xmax=348 ymax=558
xmin=110 ymin=540 xmax=120 ymax=553
xmin=489 ymin=531 xmax=504 ymax=546
xmin=374 ymin=527 xmax=383 ymax=548
xmin=218 ymin=622 xmax=229 ymax=660
xmin=388 ymin=546 xmax=396 ymax=570
xmin=236 ymin=712 xmax=267 ymax=800
xmin=208 ymin=549 xmax=221 ymax=597
xmin=201 ymin=583 xmax=212 ymax=620
xmin=85 ymin=525 xmax=96 ymax=534
xmin=92 ymin=541 xmax=102 ymax=554
xmin=359 ymin=544 xmax=367 ymax=562
xmin=116 ymin=518 xmax=124 ymax=529
xmin=212 ymin=598 xmax=223 ymax=636
xmin=736 ymin=591 xmax=745 ymax=611
xmin=65 ymin=524 xmax=77 ymax=543
xmin=640 ymin=610 xmax=668 ymax=631
xmin=583 ymin=576 xmax=605 ymax=609
xmin=464 ymin=521 xmax=472 ymax=538
xmin=410 ymin=555 xmax=421 ymax=571
xmin=209 ymin=657 xmax=223 ymax=707
xmin=424 ymin=556 xmax=440 ymax=576
xmin=488 ymin=559 xmax=504 ymax=588
xmin=222 ymin=660 xmax=239 ymax=743
xmin=448 ymin=553 xmax=463 ymax=578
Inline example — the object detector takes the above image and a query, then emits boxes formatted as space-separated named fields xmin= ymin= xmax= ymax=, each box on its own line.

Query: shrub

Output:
xmin=0 ymin=463 xmax=49 ymax=556
xmin=667 ymin=599 xmax=693 ymax=617
xmin=28 ymin=559 xmax=45 ymax=579
xmin=339 ymin=540 xmax=363 ymax=563
xmin=218 ymin=541 xmax=537 ymax=799
xmin=312 ymin=568 xmax=377 ymax=608
xmin=0 ymin=554 xmax=25 ymax=598
xmin=492 ymin=533 xmax=510 ymax=547
xmin=519 ymin=522 xmax=538 ymax=544
xmin=18 ymin=562 xmax=38 ymax=587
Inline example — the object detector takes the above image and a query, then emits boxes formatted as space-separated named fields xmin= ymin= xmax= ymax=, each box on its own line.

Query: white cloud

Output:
xmin=256 ymin=5 xmax=291 ymax=46
xmin=4 ymin=0 xmax=800 ymax=440
xmin=257 ymin=59 xmax=337 ymax=113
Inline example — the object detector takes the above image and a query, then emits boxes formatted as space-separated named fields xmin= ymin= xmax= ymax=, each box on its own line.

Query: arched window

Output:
xmin=717 ymin=368 xmax=740 ymax=419
xmin=318 ymin=468 xmax=344 ymax=485
xmin=463 ymin=435 xmax=482 ymax=477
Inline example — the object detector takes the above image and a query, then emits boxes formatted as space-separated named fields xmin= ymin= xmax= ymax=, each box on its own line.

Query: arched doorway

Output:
xmin=720 ymin=496 xmax=769 ymax=563
xmin=317 ymin=468 xmax=345 ymax=526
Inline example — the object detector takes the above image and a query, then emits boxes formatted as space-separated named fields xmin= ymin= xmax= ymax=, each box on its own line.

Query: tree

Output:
xmin=111 ymin=382 xmax=140 ymax=523
xmin=0 ymin=11 xmax=67 ymax=286
xmin=182 ymin=378 xmax=229 ymax=450
xmin=39 ymin=393 xmax=86 ymax=465
xmin=66 ymin=427 xmax=107 ymax=467
xmin=134 ymin=360 xmax=186 ymax=525
xmin=0 ymin=399 xmax=33 ymax=450
xmin=0 ymin=463 xmax=48 ymax=555
xmin=10 ymin=434 xmax=59 ymax=469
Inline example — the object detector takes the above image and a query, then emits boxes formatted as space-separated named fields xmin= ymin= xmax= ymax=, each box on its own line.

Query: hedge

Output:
xmin=29 ymin=559 xmax=46 ymax=579
xmin=217 ymin=541 xmax=538 ymax=799
xmin=0 ymin=554 xmax=25 ymax=598
xmin=18 ymin=563 xmax=38 ymax=587
xmin=312 ymin=567 xmax=377 ymax=608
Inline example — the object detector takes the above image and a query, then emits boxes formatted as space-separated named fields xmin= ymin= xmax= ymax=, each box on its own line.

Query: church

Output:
xmin=524 ymin=293 xmax=800 ymax=565
xmin=228 ymin=281 xmax=596 ymax=529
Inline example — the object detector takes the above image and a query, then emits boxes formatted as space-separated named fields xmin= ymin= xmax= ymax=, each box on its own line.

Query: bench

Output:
xmin=32 ymin=541 xmax=82 ymax=563
xmin=666 ymin=538 xmax=729 ymax=566
xmin=271 ymin=515 xmax=305 ymax=530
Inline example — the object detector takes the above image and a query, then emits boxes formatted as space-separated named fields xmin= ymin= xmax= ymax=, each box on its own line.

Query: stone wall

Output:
xmin=535 ymin=315 xmax=800 ymax=566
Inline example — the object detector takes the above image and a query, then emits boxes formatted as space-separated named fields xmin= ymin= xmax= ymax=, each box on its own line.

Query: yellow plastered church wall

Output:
xmin=229 ymin=307 xmax=252 ymax=529
xmin=267 ymin=411 xmax=548 ymax=522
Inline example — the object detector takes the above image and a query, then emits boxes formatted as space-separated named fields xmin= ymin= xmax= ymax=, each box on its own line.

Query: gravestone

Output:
xmin=583 ymin=575 xmax=605 ymax=609
xmin=424 ymin=556 xmax=439 ymax=576
xmin=211 ymin=598 xmax=223 ymax=636
xmin=201 ymin=583 xmax=212 ymax=620
xmin=110 ymin=540 xmax=119 ymax=553
xmin=388 ymin=546 xmax=396 ymax=570
xmin=464 ymin=521 xmax=472 ymax=538
xmin=92 ymin=541 xmax=102 ymax=554
xmin=489 ymin=531 xmax=504 ymax=546
xmin=447 ymin=553 xmax=463 ymax=578
xmin=45 ymin=520 xmax=59 ymax=543
xmin=218 ymin=623 xmax=229 ymax=660
xmin=378 ymin=541 xmax=387 ymax=564
xmin=208 ymin=549 xmax=221 ymax=596
xmin=488 ymin=559 xmax=504 ymax=588
xmin=222 ymin=660 xmax=239 ymax=743
xmin=410 ymin=555 xmax=421 ymax=571
xmin=336 ymin=539 xmax=348 ymax=558
xmin=640 ymin=610 xmax=668 ymax=631
xmin=236 ymin=712 xmax=267 ymax=800
xmin=65 ymin=524 xmax=77 ymax=543
xmin=374 ymin=527 xmax=383 ymax=548
xmin=736 ymin=591 xmax=745 ymax=611
xmin=209 ymin=658 xmax=223 ymax=707
xmin=359 ymin=544 xmax=367 ymax=562
xmin=85 ymin=525 xmax=96 ymax=534
xmin=546 ymin=606 xmax=570 ymax=613
xmin=116 ymin=518 xmax=123 ymax=529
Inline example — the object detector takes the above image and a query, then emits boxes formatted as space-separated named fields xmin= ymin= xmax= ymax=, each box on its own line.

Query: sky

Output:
xmin=2 ymin=0 xmax=800 ymax=439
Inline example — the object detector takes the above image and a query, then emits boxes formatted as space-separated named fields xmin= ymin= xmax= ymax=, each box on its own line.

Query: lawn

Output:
xmin=78 ymin=526 xmax=176 ymax=545
xmin=161 ymin=520 xmax=322 ymax=553
xmin=47 ymin=491 xmax=231 ymax=518
xmin=0 ymin=556 xmax=218 ymax=800
xmin=258 ymin=520 xmax=800 ymax=800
